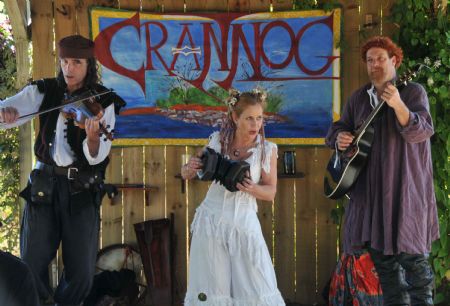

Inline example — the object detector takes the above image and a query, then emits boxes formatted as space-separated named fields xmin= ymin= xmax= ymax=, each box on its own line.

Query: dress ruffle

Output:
xmin=190 ymin=206 xmax=267 ymax=267
xmin=234 ymin=291 xmax=285 ymax=306
xmin=185 ymin=293 xmax=233 ymax=306
xmin=185 ymin=290 xmax=285 ymax=306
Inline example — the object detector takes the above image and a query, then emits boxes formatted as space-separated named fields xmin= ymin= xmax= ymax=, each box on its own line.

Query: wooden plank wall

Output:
xmin=28 ymin=0 xmax=395 ymax=304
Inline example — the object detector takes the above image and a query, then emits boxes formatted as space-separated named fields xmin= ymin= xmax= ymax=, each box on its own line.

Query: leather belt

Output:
xmin=35 ymin=161 xmax=79 ymax=180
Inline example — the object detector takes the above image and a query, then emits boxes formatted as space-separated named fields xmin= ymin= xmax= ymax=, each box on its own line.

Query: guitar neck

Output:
xmin=354 ymin=79 xmax=406 ymax=140
xmin=354 ymin=100 xmax=386 ymax=138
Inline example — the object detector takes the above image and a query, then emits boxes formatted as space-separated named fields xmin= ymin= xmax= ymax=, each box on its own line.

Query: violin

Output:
xmin=61 ymin=89 xmax=114 ymax=141
xmin=18 ymin=89 xmax=114 ymax=141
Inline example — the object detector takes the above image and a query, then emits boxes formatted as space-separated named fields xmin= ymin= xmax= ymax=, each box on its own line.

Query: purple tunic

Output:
xmin=326 ymin=82 xmax=439 ymax=255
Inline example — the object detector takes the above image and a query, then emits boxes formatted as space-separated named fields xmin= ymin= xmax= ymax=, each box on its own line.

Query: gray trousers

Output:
xmin=20 ymin=174 xmax=100 ymax=306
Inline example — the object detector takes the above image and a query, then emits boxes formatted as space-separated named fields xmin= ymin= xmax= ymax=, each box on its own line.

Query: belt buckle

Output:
xmin=67 ymin=167 xmax=78 ymax=180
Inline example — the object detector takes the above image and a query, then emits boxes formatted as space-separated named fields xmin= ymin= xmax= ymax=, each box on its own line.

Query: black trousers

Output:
xmin=20 ymin=174 xmax=100 ymax=306
xmin=368 ymin=248 xmax=434 ymax=306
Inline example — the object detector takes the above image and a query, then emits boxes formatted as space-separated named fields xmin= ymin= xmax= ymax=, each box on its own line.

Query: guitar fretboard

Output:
xmin=354 ymin=78 xmax=408 ymax=141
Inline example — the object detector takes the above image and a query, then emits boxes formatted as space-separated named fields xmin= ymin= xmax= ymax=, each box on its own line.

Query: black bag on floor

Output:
xmin=84 ymin=269 xmax=139 ymax=306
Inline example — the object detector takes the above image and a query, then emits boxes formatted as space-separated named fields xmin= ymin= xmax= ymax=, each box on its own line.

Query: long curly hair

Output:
xmin=361 ymin=36 xmax=403 ymax=68
xmin=219 ymin=88 xmax=268 ymax=164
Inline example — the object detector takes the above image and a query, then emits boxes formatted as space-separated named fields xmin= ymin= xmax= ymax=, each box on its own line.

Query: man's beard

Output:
xmin=369 ymin=69 xmax=386 ymax=82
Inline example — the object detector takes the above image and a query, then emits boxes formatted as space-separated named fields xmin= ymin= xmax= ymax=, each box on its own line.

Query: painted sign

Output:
xmin=90 ymin=8 xmax=341 ymax=145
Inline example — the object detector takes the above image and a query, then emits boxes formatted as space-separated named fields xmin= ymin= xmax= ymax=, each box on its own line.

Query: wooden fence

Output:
xmin=27 ymin=0 xmax=395 ymax=304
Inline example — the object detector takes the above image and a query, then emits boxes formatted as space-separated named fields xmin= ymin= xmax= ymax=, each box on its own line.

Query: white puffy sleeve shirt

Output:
xmin=0 ymin=84 xmax=115 ymax=166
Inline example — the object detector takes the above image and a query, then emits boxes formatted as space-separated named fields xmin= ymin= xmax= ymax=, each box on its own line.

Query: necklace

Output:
xmin=231 ymin=142 xmax=256 ymax=157
xmin=232 ymin=148 xmax=242 ymax=157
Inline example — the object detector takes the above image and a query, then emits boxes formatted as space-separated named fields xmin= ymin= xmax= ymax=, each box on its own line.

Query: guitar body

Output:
xmin=324 ymin=124 xmax=375 ymax=199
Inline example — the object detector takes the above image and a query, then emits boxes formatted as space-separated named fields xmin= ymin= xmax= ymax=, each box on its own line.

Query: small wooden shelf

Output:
xmin=114 ymin=184 xmax=159 ymax=191
xmin=106 ymin=184 xmax=158 ymax=207
xmin=277 ymin=172 xmax=305 ymax=179
xmin=174 ymin=174 xmax=198 ymax=193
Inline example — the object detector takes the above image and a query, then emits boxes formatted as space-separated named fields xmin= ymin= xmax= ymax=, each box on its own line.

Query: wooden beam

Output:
xmin=434 ymin=0 xmax=448 ymax=13
xmin=4 ymin=0 xmax=27 ymax=34
xmin=4 ymin=0 xmax=33 ymax=203
xmin=4 ymin=0 xmax=29 ymax=88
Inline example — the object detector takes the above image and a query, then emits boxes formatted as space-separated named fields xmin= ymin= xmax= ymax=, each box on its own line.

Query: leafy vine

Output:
xmin=0 ymin=6 xmax=20 ymax=254
xmin=392 ymin=1 xmax=449 ymax=303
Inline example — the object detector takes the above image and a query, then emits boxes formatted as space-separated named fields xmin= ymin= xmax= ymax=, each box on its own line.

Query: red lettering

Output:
xmin=215 ymin=22 xmax=264 ymax=89
xmin=143 ymin=21 xmax=172 ymax=73
xmin=187 ymin=22 xmax=229 ymax=91
xmin=94 ymin=13 xmax=145 ymax=93
xmin=169 ymin=23 xmax=201 ymax=71
xmin=94 ymin=12 xmax=340 ymax=96
xmin=294 ymin=14 xmax=336 ymax=75
xmin=260 ymin=21 xmax=295 ymax=69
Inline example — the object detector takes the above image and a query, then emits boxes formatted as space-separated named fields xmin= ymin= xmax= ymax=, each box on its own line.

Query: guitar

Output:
xmin=324 ymin=68 xmax=420 ymax=200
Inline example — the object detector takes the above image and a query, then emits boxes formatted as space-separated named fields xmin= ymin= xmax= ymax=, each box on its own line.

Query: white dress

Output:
xmin=184 ymin=132 xmax=285 ymax=306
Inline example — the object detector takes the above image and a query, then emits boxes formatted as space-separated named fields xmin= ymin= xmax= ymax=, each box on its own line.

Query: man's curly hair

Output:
xmin=361 ymin=36 xmax=403 ymax=68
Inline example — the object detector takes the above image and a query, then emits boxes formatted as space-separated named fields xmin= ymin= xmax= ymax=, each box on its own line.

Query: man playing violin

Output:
xmin=326 ymin=36 xmax=438 ymax=305
xmin=0 ymin=35 xmax=125 ymax=305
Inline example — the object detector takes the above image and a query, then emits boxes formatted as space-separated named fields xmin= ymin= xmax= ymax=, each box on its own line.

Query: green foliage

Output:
xmin=208 ymin=86 xmax=229 ymax=102
xmin=293 ymin=0 xmax=319 ymax=10
xmin=156 ymin=85 xmax=284 ymax=113
xmin=266 ymin=92 xmax=283 ymax=113
xmin=0 ymin=22 xmax=15 ymax=96
xmin=0 ymin=13 xmax=20 ymax=254
xmin=293 ymin=0 xmax=341 ymax=11
xmin=156 ymin=86 xmax=228 ymax=108
xmin=391 ymin=0 xmax=450 ymax=303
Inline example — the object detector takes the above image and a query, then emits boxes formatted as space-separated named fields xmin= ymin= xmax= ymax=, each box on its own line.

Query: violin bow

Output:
xmin=17 ymin=90 xmax=112 ymax=121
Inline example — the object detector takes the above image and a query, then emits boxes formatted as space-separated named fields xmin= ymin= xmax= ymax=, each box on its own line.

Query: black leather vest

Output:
xmin=32 ymin=78 xmax=124 ymax=170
